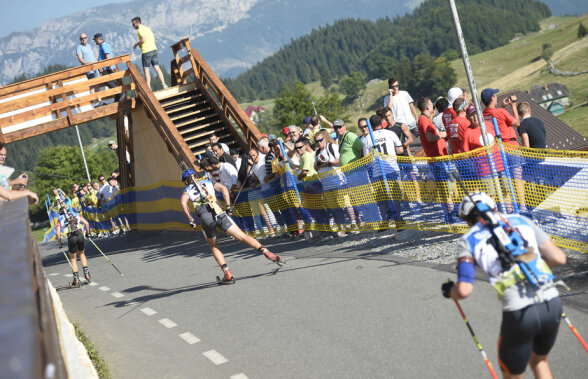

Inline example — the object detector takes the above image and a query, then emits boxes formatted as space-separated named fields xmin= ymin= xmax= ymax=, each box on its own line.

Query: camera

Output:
xmin=508 ymin=96 xmax=516 ymax=103
xmin=268 ymin=139 xmax=279 ymax=148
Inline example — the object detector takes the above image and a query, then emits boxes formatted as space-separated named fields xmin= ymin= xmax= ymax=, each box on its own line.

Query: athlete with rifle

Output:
xmin=58 ymin=197 xmax=92 ymax=287
xmin=442 ymin=182 xmax=568 ymax=378
xmin=179 ymin=166 xmax=284 ymax=284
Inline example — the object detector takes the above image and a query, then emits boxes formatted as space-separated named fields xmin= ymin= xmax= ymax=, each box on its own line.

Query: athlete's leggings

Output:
xmin=498 ymin=297 xmax=562 ymax=375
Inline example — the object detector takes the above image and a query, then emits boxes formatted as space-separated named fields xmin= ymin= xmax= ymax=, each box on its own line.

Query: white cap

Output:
xmin=447 ymin=87 xmax=463 ymax=107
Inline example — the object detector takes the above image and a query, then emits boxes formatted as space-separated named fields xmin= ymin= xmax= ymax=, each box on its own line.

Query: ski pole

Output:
xmin=562 ymin=312 xmax=588 ymax=354
xmin=88 ymin=237 xmax=123 ymax=276
xmin=61 ymin=250 xmax=75 ymax=273
xmin=453 ymin=299 xmax=499 ymax=379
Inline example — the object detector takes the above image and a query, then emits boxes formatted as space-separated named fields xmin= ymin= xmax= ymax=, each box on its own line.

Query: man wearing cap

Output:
xmin=481 ymin=88 xmax=520 ymax=145
xmin=334 ymin=119 xmax=363 ymax=167
xmin=302 ymin=116 xmax=313 ymax=136
xmin=132 ymin=17 xmax=168 ymax=90
xmin=93 ymin=33 xmax=121 ymax=101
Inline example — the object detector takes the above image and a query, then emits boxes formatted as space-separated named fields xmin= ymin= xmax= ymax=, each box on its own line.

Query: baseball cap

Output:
xmin=465 ymin=104 xmax=476 ymax=116
xmin=93 ymin=33 xmax=103 ymax=40
xmin=481 ymin=88 xmax=499 ymax=104
xmin=108 ymin=140 xmax=115 ymax=146
xmin=447 ymin=87 xmax=463 ymax=106
xmin=268 ymin=133 xmax=277 ymax=140
xmin=333 ymin=119 xmax=344 ymax=127
xmin=282 ymin=126 xmax=289 ymax=135
xmin=303 ymin=116 xmax=311 ymax=124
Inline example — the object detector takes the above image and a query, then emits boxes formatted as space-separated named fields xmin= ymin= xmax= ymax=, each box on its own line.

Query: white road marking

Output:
xmin=179 ymin=332 xmax=201 ymax=345
xmin=99 ymin=286 xmax=110 ymax=291
xmin=88 ymin=282 xmax=98 ymax=286
xmin=63 ymin=274 xmax=73 ymax=278
xmin=158 ymin=318 xmax=178 ymax=328
xmin=111 ymin=292 xmax=124 ymax=298
xmin=48 ymin=273 xmax=61 ymax=276
xmin=140 ymin=307 xmax=157 ymax=316
xmin=230 ymin=374 xmax=249 ymax=379
xmin=203 ymin=350 xmax=228 ymax=365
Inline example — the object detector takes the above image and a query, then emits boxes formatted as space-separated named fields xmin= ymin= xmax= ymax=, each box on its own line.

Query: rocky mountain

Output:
xmin=0 ymin=0 xmax=419 ymax=85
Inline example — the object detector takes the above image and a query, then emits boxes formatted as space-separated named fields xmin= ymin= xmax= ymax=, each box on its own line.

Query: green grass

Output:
xmin=32 ymin=227 xmax=46 ymax=243
xmin=73 ymin=323 xmax=111 ymax=379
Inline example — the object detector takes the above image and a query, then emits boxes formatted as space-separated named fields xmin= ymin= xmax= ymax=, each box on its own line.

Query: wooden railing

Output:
xmin=0 ymin=55 xmax=134 ymax=143
xmin=170 ymin=38 xmax=262 ymax=148
xmin=128 ymin=63 xmax=197 ymax=169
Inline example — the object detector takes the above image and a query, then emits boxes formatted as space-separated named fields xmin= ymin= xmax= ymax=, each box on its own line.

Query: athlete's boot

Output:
xmin=221 ymin=269 xmax=234 ymax=283
xmin=83 ymin=266 xmax=91 ymax=283
xmin=71 ymin=272 xmax=80 ymax=287
xmin=258 ymin=245 xmax=284 ymax=267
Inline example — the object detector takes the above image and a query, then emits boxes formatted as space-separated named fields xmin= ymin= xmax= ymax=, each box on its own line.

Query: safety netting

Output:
xmin=43 ymin=141 xmax=588 ymax=252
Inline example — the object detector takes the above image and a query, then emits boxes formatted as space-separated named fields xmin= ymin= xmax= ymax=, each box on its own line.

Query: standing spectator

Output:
xmin=92 ymin=33 xmax=121 ymax=102
xmin=257 ymin=136 xmax=275 ymax=183
xmin=417 ymin=97 xmax=454 ymax=222
xmin=108 ymin=140 xmax=131 ymax=165
xmin=481 ymin=88 xmax=520 ymax=145
xmin=357 ymin=118 xmax=370 ymax=143
xmin=210 ymin=156 xmax=238 ymax=192
xmin=517 ymin=102 xmax=546 ymax=149
xmin=382 ymin=107 xmax=413 ymax=157
xmin=0 ymin=143 xmax=38 ymax=204
xmin=295 ymin=138 xmax=317 ymax=181
xmin=307 ymin=115 xmax=323 ymax=144
xmin=230 ymin=149 xmax=242 ymax=171
xmin=200 ymin=157 xmax=220 ymax=184
xmin=76 ymin=33 xmax=101 ymax=107
xmin=249 ymin=148 xmax=266 ymax=186
xmin=334 ymin=119 xmax=363 ymax=167
xmin=383 ymin=77 xmax=419 ymax=135
xmin=209 ymin=134 xmax=229 ymax=154
xmin=432 ymin=97 xmax=449 ymax=132
xmin=442 ymin=87 xmax=464 ymax=130
xmin=314 ymin=130 xmax=339 ymax=174
xmin=132 ymin=17 xmax=168 ymax=90
xmin=283 ymin=126 xmax=302 ymax=171
xmin=447 ymin=98 xmax=470 ymax=154
xmin=417 ymin=97 xmax=448 ymax=157
xmin=362 ymin=115 xmax=403 ymax=157
xmin=212 ymin=143 xmax=237 ymax=168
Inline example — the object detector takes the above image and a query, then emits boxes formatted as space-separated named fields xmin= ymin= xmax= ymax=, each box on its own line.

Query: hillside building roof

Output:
xmin=528 ymin=83 xmax=570 ymax=104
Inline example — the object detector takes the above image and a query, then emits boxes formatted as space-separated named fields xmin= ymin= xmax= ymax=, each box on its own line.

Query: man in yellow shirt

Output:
xmin=131 ymin=17 xmax=168 ymax=90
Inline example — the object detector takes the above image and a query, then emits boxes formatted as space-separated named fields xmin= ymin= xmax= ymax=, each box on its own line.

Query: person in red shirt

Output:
xmin=462 ymin=104 xmax=504 ymax=175
xmin=442 ymin=87 xmax=464 ymax=131
xmin=481 ymin=88 xmax=520 ymax=145
xmin=416 ymin=97 xmax=456 ymax=222
xmin=417 ymin=97 xmax=448 ymax=157
xmin=447 ymin=98 xmax=470 ymax=154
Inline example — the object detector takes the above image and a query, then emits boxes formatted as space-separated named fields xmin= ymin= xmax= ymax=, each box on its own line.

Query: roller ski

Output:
xmin=217 ymin=269 xmax=236 ymax=285
xmin=259 ymin=245 xmax=285 ymax=267
xmin=68 ymin=273 xmax=87 ymax=289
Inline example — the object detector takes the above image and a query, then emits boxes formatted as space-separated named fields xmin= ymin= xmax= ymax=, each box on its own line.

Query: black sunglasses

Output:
xmin=333 ymin=125 xmax=343 ymax=130
xmin=294 ymin=146 xmax=304 ymax=150
xmin=314 ymin=138 xmax=324 ymax=143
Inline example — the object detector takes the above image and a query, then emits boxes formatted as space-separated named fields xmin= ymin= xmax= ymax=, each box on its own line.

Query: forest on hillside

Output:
xmin=223 ymin=0 xmax=551 ymax=101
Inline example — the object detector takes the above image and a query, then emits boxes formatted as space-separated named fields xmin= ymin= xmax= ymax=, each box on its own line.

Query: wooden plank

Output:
xmin=0 ymin=55 xmax=131 ymax=98
xmin=172 ymin=110 xmax=216 ymax=127
xmin=177 ymin=120 xmax=222 ymax=135
xmin=181 ymin=68 xmax=195 ymax=81
xmin=160 ymin=92 xmax=204 ymax=109
xmin=166 ymin=101 xmax=208 ymax=117
xmin=153 ymin=81 xmax=196 ymax=101
xmin=183 ymin=126 xmax=225 ymax=143
xmin=0 ymin=70 xmax=129 ymax=114
xmin=0 ymin=84 xmax=132 ymax=127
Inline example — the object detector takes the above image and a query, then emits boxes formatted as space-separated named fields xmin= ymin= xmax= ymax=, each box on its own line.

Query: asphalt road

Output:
xmin=40 ymin=230 xmax=588 ymax=378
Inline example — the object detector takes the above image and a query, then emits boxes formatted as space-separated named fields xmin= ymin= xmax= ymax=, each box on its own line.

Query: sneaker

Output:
xmin=163 ymin=83 xmax=169 ymax=89
xmin=336 ymin=231 xmax=347 ymax=237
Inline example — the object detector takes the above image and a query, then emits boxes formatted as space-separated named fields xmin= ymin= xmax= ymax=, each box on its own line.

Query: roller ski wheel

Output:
xmin=69 ymin=279 xmax=86 ymax=289
xmin=216 ymin=275 xmax=236 ymax=285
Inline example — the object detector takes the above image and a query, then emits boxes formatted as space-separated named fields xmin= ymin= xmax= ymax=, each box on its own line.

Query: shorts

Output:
xmin=498 ymin=297 xmax=562 ymax=375
xmin=142 ymin=50 xmax=159 ymax=69
xmin=67 ymin=229 xmax=85 ymax=253
xmin=196 ymin=205 xmax=235 ymax=239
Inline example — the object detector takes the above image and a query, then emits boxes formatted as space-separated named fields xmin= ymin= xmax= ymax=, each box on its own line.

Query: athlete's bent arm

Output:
xmin=213 ymin=182 xmax=231 ymax=208
xmin=539 ymin=240 xmax=566 ymax=267
xmin=180 ymin=193 xmax=194 ymax=225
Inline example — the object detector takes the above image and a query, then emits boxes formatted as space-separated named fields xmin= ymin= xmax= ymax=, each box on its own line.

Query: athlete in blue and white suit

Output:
xmin=179 ymin=169 xmax=284 ymax=283
xmin=444 ymin=192 xmax=567 ymax=379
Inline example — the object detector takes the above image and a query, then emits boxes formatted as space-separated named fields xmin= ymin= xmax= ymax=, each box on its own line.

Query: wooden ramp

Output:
xmin=0 ymin=37 xmax=262 ymax=186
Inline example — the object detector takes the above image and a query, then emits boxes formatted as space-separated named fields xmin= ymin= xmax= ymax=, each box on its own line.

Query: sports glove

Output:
xmin=441 ymin=280 xmax=455 ymax=299
xmin=188 ymin=220 xmax=197 ymax=229
xmin=226 ymin=205 xmax=233 ymax=216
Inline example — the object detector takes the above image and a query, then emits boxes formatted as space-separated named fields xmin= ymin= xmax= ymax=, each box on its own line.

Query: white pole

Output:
xmin=75 ymin=125 xmax=92 ymax=183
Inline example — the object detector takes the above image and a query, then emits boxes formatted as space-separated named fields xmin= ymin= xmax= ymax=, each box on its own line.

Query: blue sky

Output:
xmin=0 ymin=0 xmax=130 ymax=38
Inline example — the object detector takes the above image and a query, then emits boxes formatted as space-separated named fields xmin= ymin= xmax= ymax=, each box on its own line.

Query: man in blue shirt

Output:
xmin=93 ymin=33 xmax=121 ymax=102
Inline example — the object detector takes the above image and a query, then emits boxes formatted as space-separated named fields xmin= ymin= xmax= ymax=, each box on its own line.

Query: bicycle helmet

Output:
xmin=458 ymin=192 xmax=496 ymax=220
xmin=181 ymin=169 xmax=195 ymax=182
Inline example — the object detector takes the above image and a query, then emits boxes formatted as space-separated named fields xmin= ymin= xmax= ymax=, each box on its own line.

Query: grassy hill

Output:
xmin=238 ymin=14 xmax=588 ymax=139
xmin=450 ymin=14 xmax=588 ymax=138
